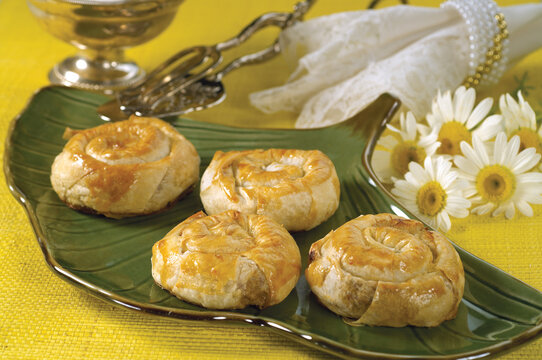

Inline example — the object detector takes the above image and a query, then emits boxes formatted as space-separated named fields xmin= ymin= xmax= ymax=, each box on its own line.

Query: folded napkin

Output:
xmin=250 ymin=2 xmax=542 ymax=128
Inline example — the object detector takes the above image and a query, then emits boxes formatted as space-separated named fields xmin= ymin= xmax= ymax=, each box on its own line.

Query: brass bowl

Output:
xmin=27 ymin=0 xmax=184 ymax=92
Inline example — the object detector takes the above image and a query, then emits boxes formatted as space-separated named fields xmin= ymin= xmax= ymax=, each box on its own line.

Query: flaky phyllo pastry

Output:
xmin=151 ymin=210 xmax=301 ymax=309
xmin=50 ymin=116 xmax=200 ymax=218
xmin=200 ymin=149 xmax=340 ymax=231
xmin=306 ymin=213 xmax=464 ymax=327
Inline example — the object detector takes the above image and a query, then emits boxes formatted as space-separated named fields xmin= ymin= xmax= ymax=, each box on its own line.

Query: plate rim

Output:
xmin=4 ymin=85 xmax=542 ymax=360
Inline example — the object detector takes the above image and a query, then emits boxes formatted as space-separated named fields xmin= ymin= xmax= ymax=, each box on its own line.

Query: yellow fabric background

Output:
xmin=0 ymin=0 xmax=540 ymax=359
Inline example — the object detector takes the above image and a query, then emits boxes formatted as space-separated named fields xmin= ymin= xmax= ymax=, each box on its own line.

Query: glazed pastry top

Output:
xmin=200 ymin=149 xmax=340 ymax=231
xmin=152 ymin=210 xmax=301 ymax=309
xmin=306 ymin=213 xmax=464 ymax=327
xmin=51 ymin=116 xmax=200 ymax=218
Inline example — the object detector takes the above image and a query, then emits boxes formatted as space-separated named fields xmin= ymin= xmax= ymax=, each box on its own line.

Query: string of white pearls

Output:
xmin=442 ymin=0 xmax=509 ymax=88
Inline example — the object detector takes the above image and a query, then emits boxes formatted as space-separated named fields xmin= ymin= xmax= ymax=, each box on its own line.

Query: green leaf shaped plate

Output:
xmin=4 ymin=86 xmax=542 ymax=359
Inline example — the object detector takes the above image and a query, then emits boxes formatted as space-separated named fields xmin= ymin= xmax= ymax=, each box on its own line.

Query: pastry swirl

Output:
xmin=151 ymin=210 xmax=301 ymax=309
xmin=306 ymin=213 xmax=464 ymax=327
xmin=50 ymin=116 xmax=200 ymax=218
xmin=200 ymin=149 xmax=340 ymax=231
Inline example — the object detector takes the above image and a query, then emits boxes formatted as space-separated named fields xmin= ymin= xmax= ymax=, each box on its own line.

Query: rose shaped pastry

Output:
xmin=151 ymin=210 xmax=301 ymax=309
xmin=306 ymin=213 xmax=464 ymax=327
xmin=200 ymin=149 xmax=340 ymax=231
xmin=50 ymin=116 xmax=200 ymax=218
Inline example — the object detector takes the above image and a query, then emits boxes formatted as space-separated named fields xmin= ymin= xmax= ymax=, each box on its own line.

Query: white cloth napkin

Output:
xmin=249 ymin=3 xmax=542 ymax=128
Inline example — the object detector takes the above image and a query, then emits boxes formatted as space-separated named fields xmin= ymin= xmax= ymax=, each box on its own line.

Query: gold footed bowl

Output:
xmin=27 ymin=0 xmax=184 ymax=92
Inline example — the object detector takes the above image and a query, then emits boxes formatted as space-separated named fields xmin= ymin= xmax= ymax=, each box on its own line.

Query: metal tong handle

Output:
xmin=118 ymin=0 xmax=315 ymax=113
xmin=214 ymin=0 xmax=315 ymax=76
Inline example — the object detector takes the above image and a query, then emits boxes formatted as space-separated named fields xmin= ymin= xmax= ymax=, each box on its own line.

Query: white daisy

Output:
xmin=420 ymin=86 xmax=503 ymax=156
xmin=372 ymin=111 xmax=439 ymax=183
xmin=391 ymin=156 xmax=471 ymax=232
xmin=454 ymin=132 xmax=542 ymax=219
xmin=499 ymin=91 xmax=542 ymax=168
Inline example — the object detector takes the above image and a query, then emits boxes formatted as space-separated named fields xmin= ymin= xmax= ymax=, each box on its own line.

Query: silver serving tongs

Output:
xmin=98 ymin=0 xmax=315 ymax=121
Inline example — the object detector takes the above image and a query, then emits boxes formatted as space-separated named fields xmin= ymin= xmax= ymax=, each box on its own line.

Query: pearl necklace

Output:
xmin=442 ymin=0 xmax=509 ymax=88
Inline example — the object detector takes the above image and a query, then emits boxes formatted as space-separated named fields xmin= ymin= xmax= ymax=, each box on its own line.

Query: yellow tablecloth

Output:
xmin=1 ymin=0 xmax=540 ymax=359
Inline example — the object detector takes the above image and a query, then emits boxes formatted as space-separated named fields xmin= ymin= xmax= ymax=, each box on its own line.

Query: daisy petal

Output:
xmin=418 ymin=123 xmax=433 ymax=136
xmin=446 ymin=198 xmax=470 ymax=218
xmin=492 ymin=204 xmax=506 ymax=217
xmin=435 ymin=157 xmax=452 ymax=181
xmin=392 ymin=186 xmax=416 ymax=200
xmin=504 ymin=202 xmax=516 ymax=219
xmin=499 ymin=93 xmax=516 ymax=131
xmin=515 ymin=91 xmax=537 ymax=129
xmin=526 ymin=194 xmax=542 ymax=204
xmin=463 ymin=187 xmax=478 ymax=198
xmin=438 ymin=211 xmax=452 ymax=232
xmin=512 ymin=149 xmax=541 ymax=174
xmin=472 ymin=114 xmax=503 ymax=141
xmin=454 ymin=155 xmax=479 ymax=176
xmin=423 ymin=157 xmax=435 ymax=179
xmin=437 ymin=90 xmax=454 ymax=123
xmin=502 ymin=93 xmax=521 ymax=129
xmin=469 ymin=195 xmax=483 ymax=204
xmin=404 ymin=112 xmax=417 ymax=141
xmin=454 ymin=86 xmax=475 ymax=124
xmin=392 ymin=179 xmax=418 ymax=194
xmin=461 ymin=137 xmax=487 ymax=168
xmin=493 ymin=132 xmax=509 ymax=165
xmin=404 ymin=172 xmax=425 ymax=188
xmin=516 ymin=200 xmax=534 ymax=217
xmin=517 ymin=171 xmax=542 ymax=184
xmin=372 ymin=150 xmax=394 ymax=182
xmin=378 ymin=135 xmax=398 ymax=149
xmin=504 ymin=135 xmax=521 ymax=167
xmin=473 ymin=203 xmax=494 ymax=215
xmin=439 ymin=171 xmax=458 ymax=189
xmin=418 ymin=133 xmax=438 ymax=148
xmin=466 ymin=97 xmax=493 ymax=129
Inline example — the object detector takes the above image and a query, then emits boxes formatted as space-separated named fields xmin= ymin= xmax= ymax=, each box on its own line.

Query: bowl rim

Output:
xmin=27 ymin=0 xmax=183 ymax=6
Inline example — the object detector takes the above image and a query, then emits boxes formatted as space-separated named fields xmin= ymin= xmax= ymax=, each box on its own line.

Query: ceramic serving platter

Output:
xmin=4 ymin=86 xmax=542 ymax=359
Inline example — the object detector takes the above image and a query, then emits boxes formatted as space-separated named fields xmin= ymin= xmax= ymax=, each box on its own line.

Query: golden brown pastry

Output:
xmin=50 ymin=116 xmax=200 ymax=218
xmin=151 ymin=210 xmax=301 ymax=309
xmin=306 ymin=213 xmax=464 ymax=327
xmin=200 ymin=149 xmax=340 ymax=231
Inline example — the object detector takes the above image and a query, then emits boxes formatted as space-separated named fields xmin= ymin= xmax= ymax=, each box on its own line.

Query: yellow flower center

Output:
xmin=437 ymin=121 xmax=472 ymax=156
xmin=511 ymin=128 xmax=542 ymax=154
xmin=391 ymin=141 xmax=426 ymax=176
xmin=476 ymin=165 xmax=516 ymax=203
xmin=416 ymin=181 xmax=447 ymax=217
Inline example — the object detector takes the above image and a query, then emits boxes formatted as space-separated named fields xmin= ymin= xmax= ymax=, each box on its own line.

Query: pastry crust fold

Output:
xmin=50 ymin=116 xmax=200 ymax=218
xmin=151 ymin=210 xmax=301 ymax=309
xmin=200 ymin=149 xmax=340 ymax=231
xmin=306 ymin=213 xmax=464 ymax=327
